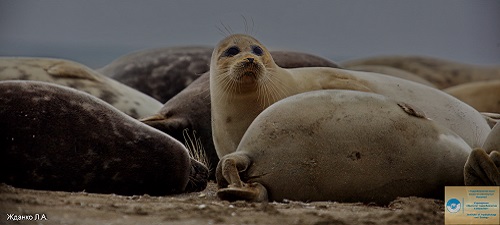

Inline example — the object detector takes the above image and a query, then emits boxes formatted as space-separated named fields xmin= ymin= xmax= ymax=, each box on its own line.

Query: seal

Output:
xmin=216 ymin=90 xmax=472 ymax=204
xmin=210 ymin=34 xmax=490 ymax=159
xmin=0 ymin=80 xmax=208 ymax=195
xmin=341 ymin=55 xmax=500 ymax=89
xmin=482 ymin=112 xmax=500 ymax=128
xmin=482 ymin=123 xmax=500 ymax=155
xmin=98 ymin=46 xmax=214 ymax=103
xmin=141 ymin=52 xmax=338 ymax=179
xmin=99 ymin=46 xmax=338 ymax=103
xmin=444 ymin=80 xmax=500 ymax=113
xmin=141 ymin=72 xmax=216 ymax=178
xmin=464 ymin=122 xmax=500 ymax=186
xmin=0 ymin=57 xmax=163 ymax=119
xmin=344 ymin=64 xmax=436 ymax=88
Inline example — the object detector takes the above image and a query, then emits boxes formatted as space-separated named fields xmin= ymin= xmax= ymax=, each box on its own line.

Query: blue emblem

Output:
xmin=446 ymin=198 xmax=461 ymax=213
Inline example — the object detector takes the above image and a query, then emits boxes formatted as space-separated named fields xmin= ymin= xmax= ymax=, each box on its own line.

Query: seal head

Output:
xmin=211 ymin=34 xmax=280 ymax=95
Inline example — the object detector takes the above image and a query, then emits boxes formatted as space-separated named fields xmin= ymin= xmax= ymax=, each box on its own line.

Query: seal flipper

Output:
xmin=216 ymin=154 xmax=251 ymax=188
xmin=217 ymin=182 xmax=268 ymax=202
xmin=216 ymin=153 xmax=268 ymax=201
xmin=464 ymin=148 xmax=500 ymax=186
xmin=45 ymin=61 xmax=101 ymax=81
xmin=141 ymin=114 xmax=187 ymax=134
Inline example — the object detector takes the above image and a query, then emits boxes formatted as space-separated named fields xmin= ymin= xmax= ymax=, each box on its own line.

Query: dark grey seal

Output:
xmin=98 ymin=46 xmax=213 ymax=103
xmin=0 ymin=80 xmax=207 ymax=195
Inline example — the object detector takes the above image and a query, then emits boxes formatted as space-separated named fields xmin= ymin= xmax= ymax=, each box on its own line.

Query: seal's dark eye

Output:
xmin=224 ymin=46 xmax=240 ymax=57
xmin=252 ymin=46 xmax=263 ymax=56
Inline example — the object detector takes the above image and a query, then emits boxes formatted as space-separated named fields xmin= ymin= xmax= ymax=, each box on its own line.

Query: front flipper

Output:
xmin=464 ymin=148 xmax=500 ymax=186
xmin=217 ymin=182 xmax=268 ymax=202
xmin=216 ymin=153 xmax=268 ymax=202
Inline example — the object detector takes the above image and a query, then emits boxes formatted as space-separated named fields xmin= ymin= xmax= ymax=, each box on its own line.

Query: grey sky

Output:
xmin=1 ymin=0 xmax=499 ymax=68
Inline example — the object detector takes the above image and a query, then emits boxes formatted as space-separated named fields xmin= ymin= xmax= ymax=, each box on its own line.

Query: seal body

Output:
xmin=341 ymin=55 xmax=500 ymax=89
xmin=483 ymin=122 xmax=500 ymax=154
xmin=216 ymin=90 xmax=472 ymax=204
xmin=344 ymin=64 xmax=436 ymax=88
xmin=210 ymin=34 xmax=489 ymax=159
xmin=98 ymin=46 xmax=213 ymax=103
xmin=141 ymin=72 xmax=216 ymax=177
xmin=0 ymin=57 xmax=162 ymax=119
xmin=142 ymin=51 xmax=338 ymax=178
xmin=444 ymin=80 xmax=500 ymax=113
xmin=0 ymin=81 xmax=207 ymax=195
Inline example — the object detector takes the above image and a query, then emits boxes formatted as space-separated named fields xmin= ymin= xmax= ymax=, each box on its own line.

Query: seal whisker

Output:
xmin=216 ymin=21 xmax=233 ymax=37
xmin=256 ymin=82 xmax=268 ymax=107
xmin=242 ymin=15 xmax=248 ymax=35
xmin=262 ymin=72 xmax=288 ymax=103
xmin=215 ymin=24 xmax=228 ymax=37
xmin=215 ymin=77 xmax=233 ymax=105
xmin=183 ymin=128 xmax=210 ymax=170
xmin=259 ymin=79 xmax=274 ymax=108
xmin=250 ymin=17 xmax=255 ymax=36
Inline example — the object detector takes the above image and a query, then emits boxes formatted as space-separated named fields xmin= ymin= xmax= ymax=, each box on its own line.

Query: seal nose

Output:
xmin=246 ymin=58 xmax=254 ymax=63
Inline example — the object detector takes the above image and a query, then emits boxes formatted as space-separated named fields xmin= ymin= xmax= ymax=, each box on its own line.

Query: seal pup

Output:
xmin=216 ymin=90 xmax=472 ymax=204
xmin=0 ymin=57 xmax=162 ymax=119
xmin=341 ymin=55 xmax=500 ymax=89
xmin=464 ymin=122 xmax=500 ymax=186
xmin=99 ymin=46 xmax=338 ymax=103
xmin=0 ymin=80 xmax=207 ymax=195
xmin=444 ymin=80 xmax=500 ymax=113
xmin=210 ymin=34 xmax=489 ymax=158
xmin=141 ymin=52 xmax=338 ymax=178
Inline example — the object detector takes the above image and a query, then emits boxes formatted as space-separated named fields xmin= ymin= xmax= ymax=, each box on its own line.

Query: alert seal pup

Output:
xmin=210 ymin=34 xmax=490 ymax=158
xmin=141 ymin=52 xmax=338 ymax=178
xmin=341 ymin=55 xmax=500 ymax=89
xmin=0 ymin=80 xmax=207 ymax=195
xmin=216 ymin=90 xmax=472 ymax=204
xmin=0 ymin=57 xmax=162 ymax=119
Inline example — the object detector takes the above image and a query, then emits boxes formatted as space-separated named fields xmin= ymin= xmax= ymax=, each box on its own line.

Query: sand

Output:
xmin=0 ymin=182 xmax=444 ymax=225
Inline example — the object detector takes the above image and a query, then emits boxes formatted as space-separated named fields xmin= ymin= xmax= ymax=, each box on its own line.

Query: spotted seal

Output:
xmin=0 ymin=80 xmax=207 ymax=195
xmin=341 ymin=55 xmax=500 ymax=89
xmin=0 ymin=57 xmax=162 ymax=119
xmin=216 ymin=90 xmax=472 ymax=204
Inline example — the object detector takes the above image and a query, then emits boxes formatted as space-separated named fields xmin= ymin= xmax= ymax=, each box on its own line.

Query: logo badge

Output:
xmin=446 ymin=198 xmax=461 ymax=213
